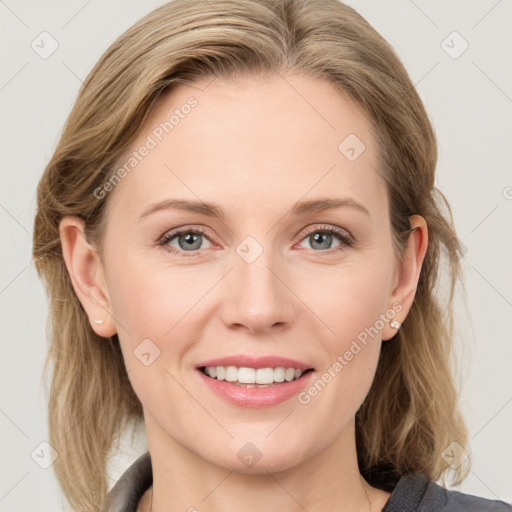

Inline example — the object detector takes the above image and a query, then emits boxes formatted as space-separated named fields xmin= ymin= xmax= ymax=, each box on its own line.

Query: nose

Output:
xmin=220 ymin=245 xmax=297 ymax=335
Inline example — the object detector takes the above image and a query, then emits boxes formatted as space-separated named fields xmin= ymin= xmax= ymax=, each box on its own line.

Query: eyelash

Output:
xmin=157 ymin=224 xmax=353 ymax=257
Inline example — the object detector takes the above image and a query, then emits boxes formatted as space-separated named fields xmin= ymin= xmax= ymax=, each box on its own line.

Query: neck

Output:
xmin=142 ymin=415 xmax=387 ymax=512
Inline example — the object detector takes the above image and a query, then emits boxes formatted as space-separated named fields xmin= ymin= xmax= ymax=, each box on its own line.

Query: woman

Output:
xmin=32 ymin=0 xmax=511 ymax=511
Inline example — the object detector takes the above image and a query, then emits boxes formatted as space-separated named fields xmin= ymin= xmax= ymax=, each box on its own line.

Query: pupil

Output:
xmin=177 ymin=231 xmax=333 ymax=252
xmin=180 ymin=233 xmax=201 ymax=250
xmin=312 ymin=232 xmax=331 ymax=250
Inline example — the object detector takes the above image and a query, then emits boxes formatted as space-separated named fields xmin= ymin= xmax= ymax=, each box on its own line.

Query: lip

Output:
xmin=195 ymin=355 xmax=315 ymax=408
xmin=196 ymin=368 xmax=315 ymax=408
xmin=195 ymin=355 xmax=313 ymax=371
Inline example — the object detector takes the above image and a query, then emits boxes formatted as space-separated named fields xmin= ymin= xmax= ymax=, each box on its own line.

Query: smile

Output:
xmin=200 ymin=365 xmax=314 ymax=386
xmin=195 ymin=355 xmax=316 ymax=408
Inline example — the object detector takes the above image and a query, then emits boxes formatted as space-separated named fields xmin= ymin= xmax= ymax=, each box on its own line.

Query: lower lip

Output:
xmin=197 ymin=369 xmax=315 ymax=408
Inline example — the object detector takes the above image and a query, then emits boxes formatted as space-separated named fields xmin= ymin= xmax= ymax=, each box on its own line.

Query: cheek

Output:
xmin=106 ymin=265 xmax=165 ymax=341
xmin=104 ymin=257 xmax=206 ymax=416
xmin=104 ymin=250 xmax=220 ymax=385
xmin=105 ymin=249 xmax=202 ymax=339
xmin=294 ymin=258 xmax=392 ymax=412
xmin=298 ymin=257 xmax=394 ymax=347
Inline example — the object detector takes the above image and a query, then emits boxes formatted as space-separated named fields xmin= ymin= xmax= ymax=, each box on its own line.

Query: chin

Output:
xmin=213 ymin=433 xmax=313 ymax=474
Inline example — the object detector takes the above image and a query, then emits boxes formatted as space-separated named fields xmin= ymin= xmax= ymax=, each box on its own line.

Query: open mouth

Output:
xmin=199 ymin=366 xmax=314 ymax=387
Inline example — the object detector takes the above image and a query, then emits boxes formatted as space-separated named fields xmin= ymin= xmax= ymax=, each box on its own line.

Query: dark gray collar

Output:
xmin=102 ymin=451 xmax=511 ymax=512
xmin=102 ymin=452 xmax=152 ymax=512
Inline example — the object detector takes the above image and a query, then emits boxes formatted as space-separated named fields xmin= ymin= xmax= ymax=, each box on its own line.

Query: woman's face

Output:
xmin=93 ymin=73 xmax=418 ymax=472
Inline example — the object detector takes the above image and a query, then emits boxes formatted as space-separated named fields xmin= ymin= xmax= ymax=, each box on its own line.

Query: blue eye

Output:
xmin=158 ymin=224 xmax=353 ymax=257
xmin=298 ymin=225 xmax=352 ymax=252
xmin=159 ymin=228 xmax=211 ymax=256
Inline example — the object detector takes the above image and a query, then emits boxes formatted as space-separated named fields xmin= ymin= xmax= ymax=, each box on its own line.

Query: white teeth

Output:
xmin=225 ymin=366 xmax=238 ymax=382
xmin=285 ymin=368 xmax=295 ymax=381
xmin=274 ymin=367 xmax=285 ymax=382
xmin=256 ymin=368 xmax=274 ymax=384
xmin=238 ymin=367 xmax=256 ymax=384
xmin=202 ymin=366 xmax=308 ymax=384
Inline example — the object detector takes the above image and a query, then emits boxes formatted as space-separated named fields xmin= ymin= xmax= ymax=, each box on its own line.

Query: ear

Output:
xmin=382 ymin=214 xmax=428 ymax=341
xmin=59 ymin=215 xmax=117 ymax=338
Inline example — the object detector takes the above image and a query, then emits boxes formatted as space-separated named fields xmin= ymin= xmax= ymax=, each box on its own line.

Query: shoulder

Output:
xmin=383 ymin=473 xmax=511 ymax=512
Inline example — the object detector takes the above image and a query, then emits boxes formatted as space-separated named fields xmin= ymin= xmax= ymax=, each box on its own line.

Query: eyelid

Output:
xmin=297 ymin=224 xmax=353 ymax=245
xmin=158 ymin=223 xmax=354 ymax=256
xmin=158 ymin=226 xmax=213 ymax=256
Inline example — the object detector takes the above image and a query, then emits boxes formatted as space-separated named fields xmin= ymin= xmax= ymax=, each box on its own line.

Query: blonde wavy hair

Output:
xmin=32 ymin=0 xmax=469 ymax=510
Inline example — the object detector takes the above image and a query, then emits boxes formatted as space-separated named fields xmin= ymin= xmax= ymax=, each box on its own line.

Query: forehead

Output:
xmin=106 ymin=73 xmax=386 ymax=221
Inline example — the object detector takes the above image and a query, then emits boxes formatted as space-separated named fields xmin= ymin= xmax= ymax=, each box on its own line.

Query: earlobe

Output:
xmin=382 ymin=215 xmax=428 ymax=341
xmin=59 ymin=216 xmax=117 ymax=338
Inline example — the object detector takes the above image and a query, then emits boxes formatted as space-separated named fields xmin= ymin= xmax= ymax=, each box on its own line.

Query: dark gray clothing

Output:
xmin=103 ymin=451 xmax=511 ymax=511
xmin=381 ymin=472 xmax=511 ymax=511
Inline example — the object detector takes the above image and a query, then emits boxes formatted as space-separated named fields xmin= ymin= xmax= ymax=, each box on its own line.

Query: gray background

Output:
xmin=1 ymin=0 xmax=511 ymax=510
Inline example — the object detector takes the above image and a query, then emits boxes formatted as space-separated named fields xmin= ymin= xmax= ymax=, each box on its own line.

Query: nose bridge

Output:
xmin=222 ymin=235 xmax=295 ymax=333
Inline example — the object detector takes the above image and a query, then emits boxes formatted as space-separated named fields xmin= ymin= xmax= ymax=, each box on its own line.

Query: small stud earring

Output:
xmin=390 ymin=320 xmax=401 ymax=329
xmin=94 ymin=319 xmax=104 ymax=325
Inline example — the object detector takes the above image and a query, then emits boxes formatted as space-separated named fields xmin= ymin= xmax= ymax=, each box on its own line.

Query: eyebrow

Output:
xmin=138 ymin=197 xmax=370 ymax=221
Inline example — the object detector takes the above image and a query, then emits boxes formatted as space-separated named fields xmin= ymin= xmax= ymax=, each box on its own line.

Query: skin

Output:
xmin=60 ymin=73 xmax=428 ymax=512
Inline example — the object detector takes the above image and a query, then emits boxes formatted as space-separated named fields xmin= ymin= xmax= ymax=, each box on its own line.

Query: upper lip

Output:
xmin=196 ymin=355 xmax=314 ymax=370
